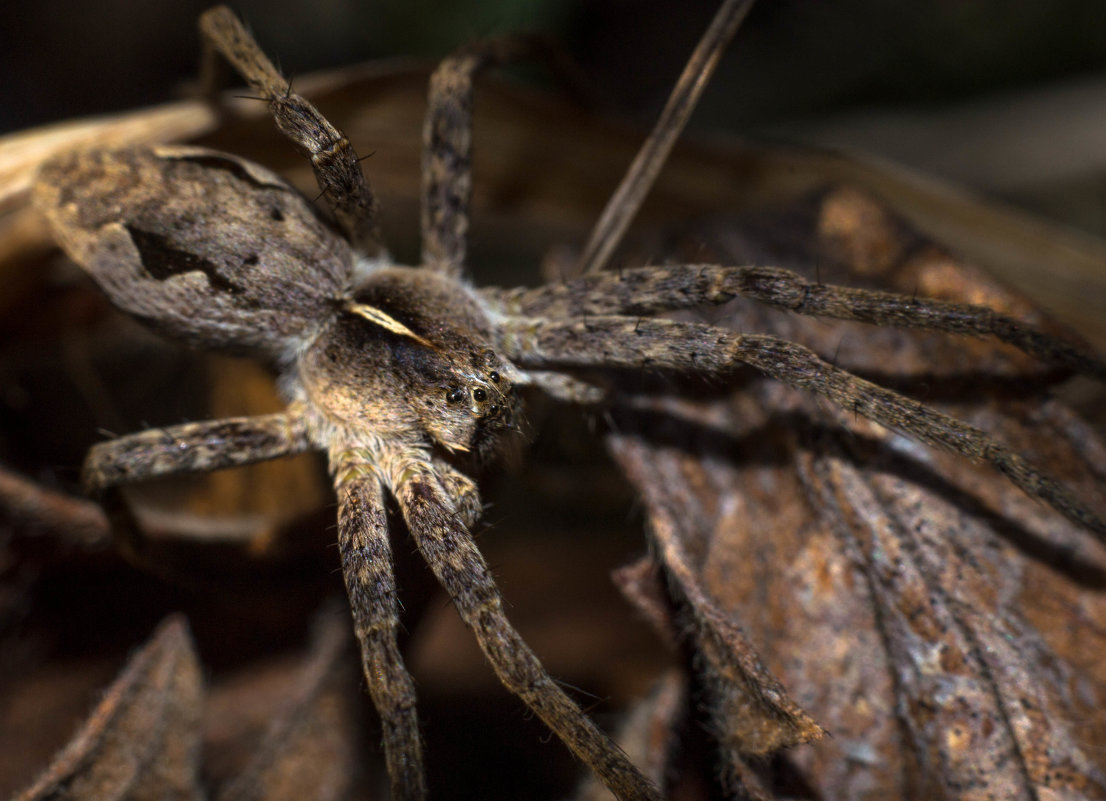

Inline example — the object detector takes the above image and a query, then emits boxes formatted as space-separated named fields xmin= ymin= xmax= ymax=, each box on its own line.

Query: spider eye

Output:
xmin=489 ymin=371 xmax=500 ymax=383
xmin=473 ymin=388 xmax=488 ymax=402
xmin=446 ymin=388 xmax=464 ymax=403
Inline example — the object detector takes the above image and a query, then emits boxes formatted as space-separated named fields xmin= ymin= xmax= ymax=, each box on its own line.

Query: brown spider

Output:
xmin=30 ymin=2 xmax=1106 ymax=800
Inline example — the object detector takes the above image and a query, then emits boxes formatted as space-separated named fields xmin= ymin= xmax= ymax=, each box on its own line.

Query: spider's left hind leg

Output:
xmin=496 ymin=315 xmax=1106 ymax=539
xmin=82 ymin=409 xmax=312 ymax=494
xmin=199 ymin=6 xmax=384 ymax=257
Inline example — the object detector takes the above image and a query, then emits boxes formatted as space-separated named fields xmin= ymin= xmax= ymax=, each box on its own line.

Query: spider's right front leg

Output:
xmin=390 ymin=451 xmax=663 ymax=801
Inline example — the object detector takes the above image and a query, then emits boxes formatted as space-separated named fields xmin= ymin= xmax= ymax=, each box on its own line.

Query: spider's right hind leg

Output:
xmin=420 ymin=35 xmax=596 ymax=274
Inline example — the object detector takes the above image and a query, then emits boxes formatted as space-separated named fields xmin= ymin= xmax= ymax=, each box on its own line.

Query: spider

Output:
xmin=30 ymin=2 xmax=1106 ymax=800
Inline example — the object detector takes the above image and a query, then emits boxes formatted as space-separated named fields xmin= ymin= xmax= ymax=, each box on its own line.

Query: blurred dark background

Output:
xmin=4 ymin=0 xmax=1106 ymax=236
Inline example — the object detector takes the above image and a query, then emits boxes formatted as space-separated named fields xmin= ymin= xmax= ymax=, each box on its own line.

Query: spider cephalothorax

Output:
xmin=29 ymin=1 xmax=1106 ymax=800
xmin=296 ymin=267 xmax=518 ymax=460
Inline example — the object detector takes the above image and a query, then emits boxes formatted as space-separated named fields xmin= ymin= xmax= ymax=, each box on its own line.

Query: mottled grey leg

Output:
xmin=482 ymin=264 xmax=1106 ymax=380
xmin=333 ymin=457 xmax=426 ymax=801
xmin=83 ymin=410 xmax=311 ymax=493
xmin=199 ymin=7 xmax=384 ymax=257
xmin=392 ymin=456 xmax=662 ymax=801
xmin=421 ymin=36 xmax=582 ymax=273
xmin=496 ymin=315 xmax=1106 ymax=539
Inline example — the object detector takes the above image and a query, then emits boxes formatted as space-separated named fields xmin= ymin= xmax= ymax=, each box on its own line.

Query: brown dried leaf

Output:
xmin=607 ymin=187 xmax=1106 ymax=799
xmin=13 ymin=616 xmax=204 ymax=801
xmin=210 ymin=607 xmax=359 ymax=801
xmin=606 ymin=462 xmax=826 ymax=757
xmin=9 ymin=607 xmax=362 ymax=801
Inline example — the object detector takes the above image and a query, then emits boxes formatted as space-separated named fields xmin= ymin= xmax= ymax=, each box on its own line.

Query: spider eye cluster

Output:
xmin=443 ymin=369 xmax=510 ymax=422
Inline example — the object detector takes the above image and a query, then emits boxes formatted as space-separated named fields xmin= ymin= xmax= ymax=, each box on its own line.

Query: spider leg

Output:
xmin=333 ymin=454 xmax=425 ymax=801
xmin=198 ymin=7 xmax=384 ymax=257
xmin=389 ymin=453 xmax=662 ymax=801
xmin=496 ymin=315 xmax=1106 ymax=539
xmin=421 ymin=36 xmax=586 ymax=273
xmin=82 ymin=409 xmax=311 ymax=494
xmin=521 ymin=370 xmax=606 ymax=405
xmin=81 ymin=408 xmax=311 ymax=561
xmin=484 ymin=264 xmax=1106 ymax=380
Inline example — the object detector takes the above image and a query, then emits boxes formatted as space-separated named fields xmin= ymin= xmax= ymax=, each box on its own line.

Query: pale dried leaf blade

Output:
xmin=14 ymin=616 xmax=204 ymax=801
xmin=213 ymin=607 xmax=359 ymax=801
xmin=576 ymin=0 xmax=756 ymax=276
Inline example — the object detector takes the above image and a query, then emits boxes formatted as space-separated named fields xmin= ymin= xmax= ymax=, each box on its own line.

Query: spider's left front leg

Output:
xmin=495 ymin=315 xmax=1106 ymax=540
xmin=332 ymin=451 xmax=425 ymax=801
xmin=484 ymin=264 xmax=1106 ymax=380
xmin=388 ymin=451 xmax=662 ymax=801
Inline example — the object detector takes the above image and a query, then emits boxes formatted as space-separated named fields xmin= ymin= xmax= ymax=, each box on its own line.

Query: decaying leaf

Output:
xmin=208 ymin=608 xmax=360 ymax=801
xmin=9 ymin=606 xmax=360 ymax=801
xmin=12 ymin=616 xmax=204 ymax=801
xmin=607 ymin=187 xmax=1106 ymax=799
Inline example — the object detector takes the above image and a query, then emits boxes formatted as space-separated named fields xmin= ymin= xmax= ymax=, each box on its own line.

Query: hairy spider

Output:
xmin=30 ymin=2 xmax=1106 ymax=800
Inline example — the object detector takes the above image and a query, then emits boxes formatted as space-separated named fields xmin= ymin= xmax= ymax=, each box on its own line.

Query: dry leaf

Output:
xmin=12 ymin=616 xmax=204 ymax=801
xmin=9 ymin=608 xmax=361 ymax=801
xmin=209 ymin=607 xmax=360 ymax=801
xmin=607 ymin=187 xmax=1106 ymax=799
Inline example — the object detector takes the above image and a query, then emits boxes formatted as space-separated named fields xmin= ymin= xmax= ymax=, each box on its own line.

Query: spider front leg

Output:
xmin=484 ymin=264 xmax=1106 ymax=380
xmin=390 ymin=452 xmax=662 ymax=801
xmin=432 ymin=456 xmax=483 ymax=529
xmin=198 ymin=7 xmax=384 ymax=257
xmin=496 ymin=315 xmax=1106 ymax=539
xmin=333 ymin=453 xmax=425 ymax=801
